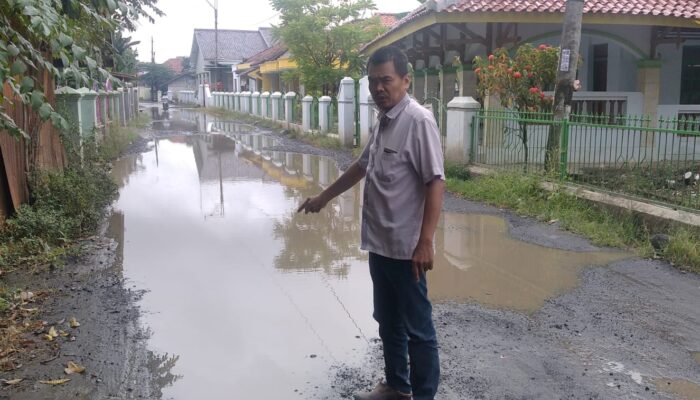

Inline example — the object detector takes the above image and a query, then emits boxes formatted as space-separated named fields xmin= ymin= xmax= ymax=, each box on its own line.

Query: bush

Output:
xmin=445 ymin=162 xmax=471 ymax=181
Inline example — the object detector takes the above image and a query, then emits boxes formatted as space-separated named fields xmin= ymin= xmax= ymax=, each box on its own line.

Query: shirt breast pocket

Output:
xmin=375 ymin=150 xmax=400 ymax=182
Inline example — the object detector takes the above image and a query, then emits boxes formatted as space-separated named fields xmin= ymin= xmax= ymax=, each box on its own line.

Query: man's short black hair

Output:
xmin=367 ymin=46 xmax=409 ymax=77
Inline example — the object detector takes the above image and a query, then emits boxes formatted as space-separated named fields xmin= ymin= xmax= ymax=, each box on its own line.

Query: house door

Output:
xmin=681 ymin=46 xmax=700 ymax=104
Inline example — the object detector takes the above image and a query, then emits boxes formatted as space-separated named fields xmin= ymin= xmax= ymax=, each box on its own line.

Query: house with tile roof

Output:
xmin=235 ymin=43 xmax=295 ymax=93
xmin=235 ymin=13 xmax=403 ymax=95
xmin=190 ymin=27 xmax=274 ymax=92
xmin=362 ymin=0 xmax=700 ymax=123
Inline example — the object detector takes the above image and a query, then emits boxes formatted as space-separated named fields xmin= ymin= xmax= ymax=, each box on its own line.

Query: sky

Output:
xmin=131 ymin=0 xmax=421 ymax=63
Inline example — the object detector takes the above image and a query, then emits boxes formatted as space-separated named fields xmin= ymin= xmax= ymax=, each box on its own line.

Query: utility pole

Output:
xmin=151 ymin=37 xmax=156 ymax=102
xmin=205 ymin=0 xmax=218 ymax=88
xmin=545 ymin=0 xmax=584 ymax=172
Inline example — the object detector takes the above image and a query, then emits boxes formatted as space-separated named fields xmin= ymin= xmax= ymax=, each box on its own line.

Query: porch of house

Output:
xmin=365 ymin=18 xmax=700 ymax=128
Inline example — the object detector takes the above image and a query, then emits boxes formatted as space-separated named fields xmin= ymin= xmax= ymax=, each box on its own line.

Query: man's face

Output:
xmin=368 ymin=60 xmax=411 ymax=112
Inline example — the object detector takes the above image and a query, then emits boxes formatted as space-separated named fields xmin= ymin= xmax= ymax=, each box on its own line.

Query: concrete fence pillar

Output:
xmin=109 ymin=91 xmax=119 ymax=125
xmin=240 ymin=91 xmax=249 ymax=114
xmin=361 ymin=94 xmax=377 ymax=147
xmin=117 ymin=89 xmax=126 ymax=126
xmin=337 ymin=77 xmax=355 ymax=147
xmin=271 ymin=92 xmax=282 ymax=121
xmin=77 ymin=88 xmax=98 ymax=136
xmin=285 ymin=92 xmax=296 ymax=123
xmin=319 ymin=96 xmax=331 ymax=133
xmin=261 ymin=92 xmax=270 ymax=118
xmin=302 ymin=95 xmax=313 ymax=132
xmin=359 ymin=77 xmax=372 ymax=146
xmin=55 ymin=87 xmax=83 ymax=137
xmin=227 ymin=93 xmax=234 ymax=110
xmin=97 ymin=90 xmax=108 ymax=126
xmin=252 ymin=91 xmax=261 ymax=116
xmin=445 ymin=96 xmax=481 ymax=163
xmin=134 ymin=87 xmax=139 ymax=114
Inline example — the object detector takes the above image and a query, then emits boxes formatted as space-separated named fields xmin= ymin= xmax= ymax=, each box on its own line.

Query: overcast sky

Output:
xmin=132 ymin=0 xmax=420 ymax=63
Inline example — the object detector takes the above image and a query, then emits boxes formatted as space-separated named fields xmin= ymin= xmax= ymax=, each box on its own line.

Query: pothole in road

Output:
xmin=651 ymin=378 xmax=700 ymax=400
xmin=431 ymin=213 xmax=630 ymax=313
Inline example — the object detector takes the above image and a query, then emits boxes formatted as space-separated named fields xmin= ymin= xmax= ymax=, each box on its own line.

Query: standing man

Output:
xmin=297 ymin=46 xmax=444 ymax=400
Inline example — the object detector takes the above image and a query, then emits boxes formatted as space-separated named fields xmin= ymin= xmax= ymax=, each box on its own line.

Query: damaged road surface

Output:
xmin=3 ymin=108 xmax=699 ymax=399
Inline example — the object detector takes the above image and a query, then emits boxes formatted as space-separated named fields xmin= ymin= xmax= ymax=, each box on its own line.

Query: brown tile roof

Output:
xmin=241 ymin=42 xmax=289 ymax=67
xmin=365 ymin=0 xmax=700 ymax=50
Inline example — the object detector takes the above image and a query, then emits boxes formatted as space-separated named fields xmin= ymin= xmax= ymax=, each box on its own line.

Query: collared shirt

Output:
xmin=357 ymin=94 xmax=445 ymax=260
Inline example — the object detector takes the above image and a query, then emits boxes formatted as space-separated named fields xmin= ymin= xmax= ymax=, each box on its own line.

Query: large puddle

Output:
xmin=108 ymin=109 xmax=630 ymax=397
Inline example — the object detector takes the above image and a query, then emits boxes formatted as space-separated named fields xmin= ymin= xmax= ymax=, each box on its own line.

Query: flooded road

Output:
xmin=108 ymin=108 xmax=632 ymax=398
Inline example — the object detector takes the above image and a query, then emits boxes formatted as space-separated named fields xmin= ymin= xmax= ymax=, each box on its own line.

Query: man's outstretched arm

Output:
xmin=297 ymin=161 xmax=366 ymax=213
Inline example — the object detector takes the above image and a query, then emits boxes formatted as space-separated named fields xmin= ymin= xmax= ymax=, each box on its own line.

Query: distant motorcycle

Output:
xmin=161 ymin=95 xmax=170 ymax=111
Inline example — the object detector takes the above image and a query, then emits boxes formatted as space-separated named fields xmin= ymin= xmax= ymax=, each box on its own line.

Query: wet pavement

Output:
xmin=106 ymin=108 xmax=646 ymax=398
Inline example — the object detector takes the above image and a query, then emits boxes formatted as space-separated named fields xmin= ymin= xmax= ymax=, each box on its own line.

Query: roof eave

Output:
xmin=362 ymin=11 xmax=700 ymax=55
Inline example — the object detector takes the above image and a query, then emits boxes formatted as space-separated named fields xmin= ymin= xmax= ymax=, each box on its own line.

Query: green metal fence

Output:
xmin=293 ymin=95 xmax=302 ymax=124
xmin=311 ymin=98 xmax=320 ymax=130
xmin=472 ymin=110 xmax=700 ymax=210
xmin=328 ymin=97 xmax=339 ymax=133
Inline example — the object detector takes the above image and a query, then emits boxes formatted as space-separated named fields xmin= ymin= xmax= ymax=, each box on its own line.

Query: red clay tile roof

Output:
xmin=442 ymin=0 xmax=700 ymax=18
xmin=365 ymin=0 xmax=700 ymax=49
xmin=377 ymin=13 xmax=400 ymax=28
xmin=163 ymin=57 xmax=185 ymax=74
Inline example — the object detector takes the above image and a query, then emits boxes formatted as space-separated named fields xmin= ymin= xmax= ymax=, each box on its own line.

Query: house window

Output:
xmin=592 ymin=44 xmax=608 ymax=92
xmin=680 ymin=46 xmax=700 ymax=104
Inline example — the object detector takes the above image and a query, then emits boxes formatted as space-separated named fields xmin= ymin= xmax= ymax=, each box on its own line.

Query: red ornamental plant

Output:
xmin=473 ymin=44 xmax=559 ymax=113
xmin=473 ymin=44 xmax=560 ymax=169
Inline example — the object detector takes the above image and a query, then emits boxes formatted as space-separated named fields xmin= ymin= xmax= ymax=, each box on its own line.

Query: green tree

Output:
xmin=270 ymin=0 xmax=386 ymax=95
xmin=139 ymin=62 xmax=174 ymax=94
xmin=473 ymin=44 xmax=559 ymax=168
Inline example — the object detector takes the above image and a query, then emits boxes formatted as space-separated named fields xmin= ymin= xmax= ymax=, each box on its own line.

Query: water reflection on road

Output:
xmin=109 ymin=108 xmax=630 ymax=397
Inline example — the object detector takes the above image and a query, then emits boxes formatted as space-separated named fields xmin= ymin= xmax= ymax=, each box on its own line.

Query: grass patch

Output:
xmin=666 ymin=228 xmax=700 ymax=274
xmin=0 ymin=114 xmax=148 ymax=270
xmin=446 ymin=169 xmax=700 ymax=272
xmin=447 ymin=170 xmax=653 ymax=252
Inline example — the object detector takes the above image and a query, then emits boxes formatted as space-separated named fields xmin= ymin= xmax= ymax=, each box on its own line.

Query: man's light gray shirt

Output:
xmin=358 ymin=94 xmax=445 ymax=260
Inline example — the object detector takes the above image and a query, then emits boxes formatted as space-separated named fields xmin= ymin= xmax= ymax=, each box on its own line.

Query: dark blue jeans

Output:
xmin=369 ymin=252 xmax=440 ymax=400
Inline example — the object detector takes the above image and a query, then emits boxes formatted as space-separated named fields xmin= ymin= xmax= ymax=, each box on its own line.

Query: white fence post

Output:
xmin=446 ymin=97 xmax=481 ymax=163
xmin=359 ymin=77 xmax=374 ymax=146
xmin=271 ymin=92 xmax=282 ymax=121
xmin=241 ymin=91 xmax=251 ymax=114
xmin=285 ymin=92 xmax=297 ymax=123
xmin=252 ymin=91 xmax=261 ymax=116
xmin=319 ymin=96 xmax=331 ymax=133
xmin=234 ymin=92 xmax=240 ymax=111
xmin=337 ymin=77 xmax=355 ymax=147
xmin=302 ymin=95 xmax=313 ymax=132
xmin=261 ymin=92 xmax=270 ymax=118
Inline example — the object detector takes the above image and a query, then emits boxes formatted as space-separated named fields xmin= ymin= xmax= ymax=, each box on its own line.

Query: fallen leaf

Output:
xmin=43 ymin=334 xmax=54 ymax=342
xmin=64 ymin=361 xmax=86 ymax=375
xmin=69 ymin=317 xmax=80 ymax=328
xmin=39 ymin=379 xmax=70 ymax=385
xmin=48 ymin=327 xmax=58 ymax=338
xmin=19 ymin=291 xmax=34 ymax=302
xmin=1 ymin=378 xmax=22 ymax=386
xmin=59 ymin=330 xmax=69 ymax=337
